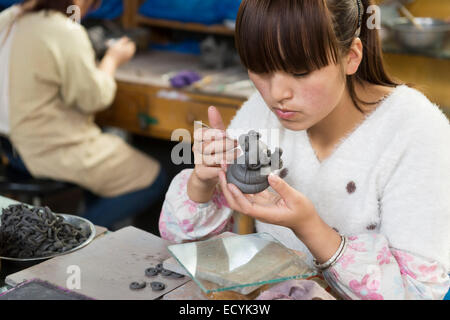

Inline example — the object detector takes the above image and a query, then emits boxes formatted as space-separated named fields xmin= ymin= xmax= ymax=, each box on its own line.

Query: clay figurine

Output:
xmin=226 ymin=130 xmax=284 ymax=194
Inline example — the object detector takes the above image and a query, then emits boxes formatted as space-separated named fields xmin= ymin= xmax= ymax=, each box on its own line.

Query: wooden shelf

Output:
xmin=121 ymin=1 xmax=235 ymax=36
xmin=136 ymin=15 xmax=235 ymax=36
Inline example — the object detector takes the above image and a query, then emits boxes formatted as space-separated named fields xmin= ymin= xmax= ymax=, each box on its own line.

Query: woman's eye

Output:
xmin=292 ymin=72 xmax=309 ymax=78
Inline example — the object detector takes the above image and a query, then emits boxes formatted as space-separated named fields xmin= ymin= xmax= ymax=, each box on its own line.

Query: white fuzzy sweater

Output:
xmin=225 ymin=85 xmax=450 ymax=270
xmin=160 ymin=84 xmax=450 ymax=299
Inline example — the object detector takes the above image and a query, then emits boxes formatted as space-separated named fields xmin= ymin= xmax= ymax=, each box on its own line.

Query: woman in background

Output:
xmin=0 ymin=0 xmax=166 ymax=229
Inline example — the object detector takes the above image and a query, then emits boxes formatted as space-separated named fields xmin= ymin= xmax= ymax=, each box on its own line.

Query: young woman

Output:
xmin=159 ymin=0 xmax=450 ymax=299
xmin=0 ymin=0 xmax=166 ymax=229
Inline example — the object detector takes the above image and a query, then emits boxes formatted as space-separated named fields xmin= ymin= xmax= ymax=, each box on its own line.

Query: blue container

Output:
xmin=0 ymin=0 xmax=123 ymax=19
xmin=0 ymin=0 xmax=22 ymax=8
xmin=139 ymin=0 xmax=241 ymax=25
xmin=217 ymin=0 xmax=241 ymax=21
xmin=87 ymin=0 xmax=123 ymax=20
xmin=151 ymin=40 xmax=201 ymax=55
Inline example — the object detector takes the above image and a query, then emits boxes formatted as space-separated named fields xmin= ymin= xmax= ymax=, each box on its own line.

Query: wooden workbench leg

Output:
xmin=121 ymin=0 xmax=140 ymax=29
xmin=234 ymin=211 xmax=255 ymax=234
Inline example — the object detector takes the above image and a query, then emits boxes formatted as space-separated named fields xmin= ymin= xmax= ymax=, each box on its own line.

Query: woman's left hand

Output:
xmin=218 ymin=170 xmax=318 ymax=233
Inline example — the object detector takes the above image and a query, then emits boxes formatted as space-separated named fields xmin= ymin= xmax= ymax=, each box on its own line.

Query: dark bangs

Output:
xmin=235 ymin=0 xmax=340 ymax=75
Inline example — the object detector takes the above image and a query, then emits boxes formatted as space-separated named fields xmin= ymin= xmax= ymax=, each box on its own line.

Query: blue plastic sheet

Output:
xmin=151 ymin=40 xmax=201 ymax=55
xmin=0 ymin=0 xmax=123 ymax=19
xmin=216 ymin=0 xmax=241 ymax=21
xmin=0 ymin=0 xmax=21 ymax=9
xmin=139 ymin=0 xmax=241 ymax=25
xmin=87 ymin=0 xmax=123 ymax=20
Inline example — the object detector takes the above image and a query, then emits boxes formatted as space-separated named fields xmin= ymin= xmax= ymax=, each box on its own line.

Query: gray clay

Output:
xmin=134 ymin=265 xmax=184 ymax=292
xmin=150 ymin=282 xmax=166 ymax=291
xmin=169 ymin=272 xmax=185 ymax=279
xmin=145 ymin=267 xmax=158 ymax=277
xmin=226 ymin=130 xmax=284 ymax=194
xmin=129 ymin=281 xmax=146 ymax=290
xmin=160 ymin=269 xmax=173 ymax=277
xmin=160 ymin=269 xmax=185 ymax=279
xmin=0 ymin=204 xmax=89 ymax=259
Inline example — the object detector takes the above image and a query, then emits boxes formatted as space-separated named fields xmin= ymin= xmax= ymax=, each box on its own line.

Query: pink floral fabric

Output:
xmin=159 ymin=169 xmax=234 ymax=243
xmin=159 ymin=170 xmax=450 ymax=300
xmin=349 ymin=274 xmax=384 ymax=300
xmin=323 ymin=234 xmax=450 ymax=300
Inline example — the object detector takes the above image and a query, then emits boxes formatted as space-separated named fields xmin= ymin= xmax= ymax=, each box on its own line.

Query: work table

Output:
xmin=0 ymin=195 xmax=332 ymax=300
xmin=0 ymin=196 xmax=267 ymax=299
xmin=0 ymin=195 xmax=184 ymax=299
xmin=114 ymin=50 xmax=255 ymax=100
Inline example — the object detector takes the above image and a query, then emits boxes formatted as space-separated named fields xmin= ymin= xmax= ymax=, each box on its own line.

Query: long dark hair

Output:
xmin=21 ymin=0 xmax=101 ymax=17
xmin=235 ymin=0 xmax=400 ymax=113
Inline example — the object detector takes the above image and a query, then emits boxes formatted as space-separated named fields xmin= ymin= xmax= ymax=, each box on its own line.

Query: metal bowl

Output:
xmin=390 ymin=17 xmax=450 ymax=52
xmin=0 ymin=214 xmax=95 ymax=262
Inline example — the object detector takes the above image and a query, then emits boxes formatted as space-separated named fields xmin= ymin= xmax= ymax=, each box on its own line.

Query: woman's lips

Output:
xmin=274 ymin=108 xmax=297 ymax=120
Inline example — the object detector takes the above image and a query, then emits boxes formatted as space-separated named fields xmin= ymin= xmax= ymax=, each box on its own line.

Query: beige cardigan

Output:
xmin=2 ymin=8 xmax=160 ymax=197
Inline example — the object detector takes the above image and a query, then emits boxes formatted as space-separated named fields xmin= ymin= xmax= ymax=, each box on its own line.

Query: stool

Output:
xmin=0 ymin=163 xmax=76 ymax=207
xmin=0 ymin=136 xmax=82 ymax=210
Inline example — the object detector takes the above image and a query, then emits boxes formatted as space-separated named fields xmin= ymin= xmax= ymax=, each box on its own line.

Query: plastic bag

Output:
xmin=139 ymin=0 xmax=241 ymax=25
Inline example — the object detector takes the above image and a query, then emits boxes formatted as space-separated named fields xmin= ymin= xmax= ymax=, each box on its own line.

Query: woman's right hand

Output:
xmin=189 ymin=107 xmax=241 ymax=200
xmin=104 ymin=37 xmax=136 ymax=67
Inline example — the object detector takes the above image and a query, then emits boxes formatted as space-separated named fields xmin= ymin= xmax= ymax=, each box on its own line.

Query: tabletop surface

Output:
xmin=0 ymin=196 xmax=205 ymax=299
xmin=115 ymin=50 xmax=256 ymax=100
xmin=0 ymin=196 xmax=329 ymax=300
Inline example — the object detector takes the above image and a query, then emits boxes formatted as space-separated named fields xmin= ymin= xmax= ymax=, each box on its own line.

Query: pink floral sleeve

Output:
xmin=321 ymin=234 xmax=450 ymax=300
xmin=159 ymin=169 xmax=234 ymax=243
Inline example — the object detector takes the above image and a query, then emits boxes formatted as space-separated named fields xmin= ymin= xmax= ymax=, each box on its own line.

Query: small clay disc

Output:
xmin=145 ymin=267 xmax=159 ymax=277
xmin=160 ymin=269 xmax=173 ymax=277
xmin=129 ymin=281 xmax=146 ymax=290
xmin=155 ymin=263 xmax=163 ymax=272
xmin=169 ymin=272 xmax=185 ymax=279
xmin=150 ymin=281 xmax=166 ymax=291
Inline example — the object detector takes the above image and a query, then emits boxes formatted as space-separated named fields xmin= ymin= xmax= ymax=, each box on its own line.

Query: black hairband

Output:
xmin=355 ymin=0 xmax=363 ymax=36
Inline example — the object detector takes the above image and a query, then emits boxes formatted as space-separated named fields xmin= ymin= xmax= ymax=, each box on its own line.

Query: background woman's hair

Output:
xmin=27 ymin=0 xmax=76 ymax=15
xmin=21 ymin=0 xmax=101 ymax=17
xmin=235 ymin=0 xmax=400 ymax=113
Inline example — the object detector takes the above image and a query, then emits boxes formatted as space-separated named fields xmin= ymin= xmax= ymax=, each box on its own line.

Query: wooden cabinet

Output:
xmin=121 ymin=0 xmax=234 ymax=36
xmin=374 ymin=0 xmax=450 ymax=112
xmin=383 ymin=54 xmax=450 ymax=112
xmin=96 ymin=82 xmax=243 ymax=141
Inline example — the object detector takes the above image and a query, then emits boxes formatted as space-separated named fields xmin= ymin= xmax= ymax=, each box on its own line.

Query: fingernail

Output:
xmin=269 ymin=173 xmax=279 ymax=184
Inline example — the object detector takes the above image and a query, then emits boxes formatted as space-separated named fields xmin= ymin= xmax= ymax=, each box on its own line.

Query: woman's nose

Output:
xmin=269 ymin=74 xmax=293 ymax=104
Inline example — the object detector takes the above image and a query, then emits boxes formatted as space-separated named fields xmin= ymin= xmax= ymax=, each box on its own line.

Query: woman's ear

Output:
xmin=345 ymin=38 xmax=363 ymax=76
